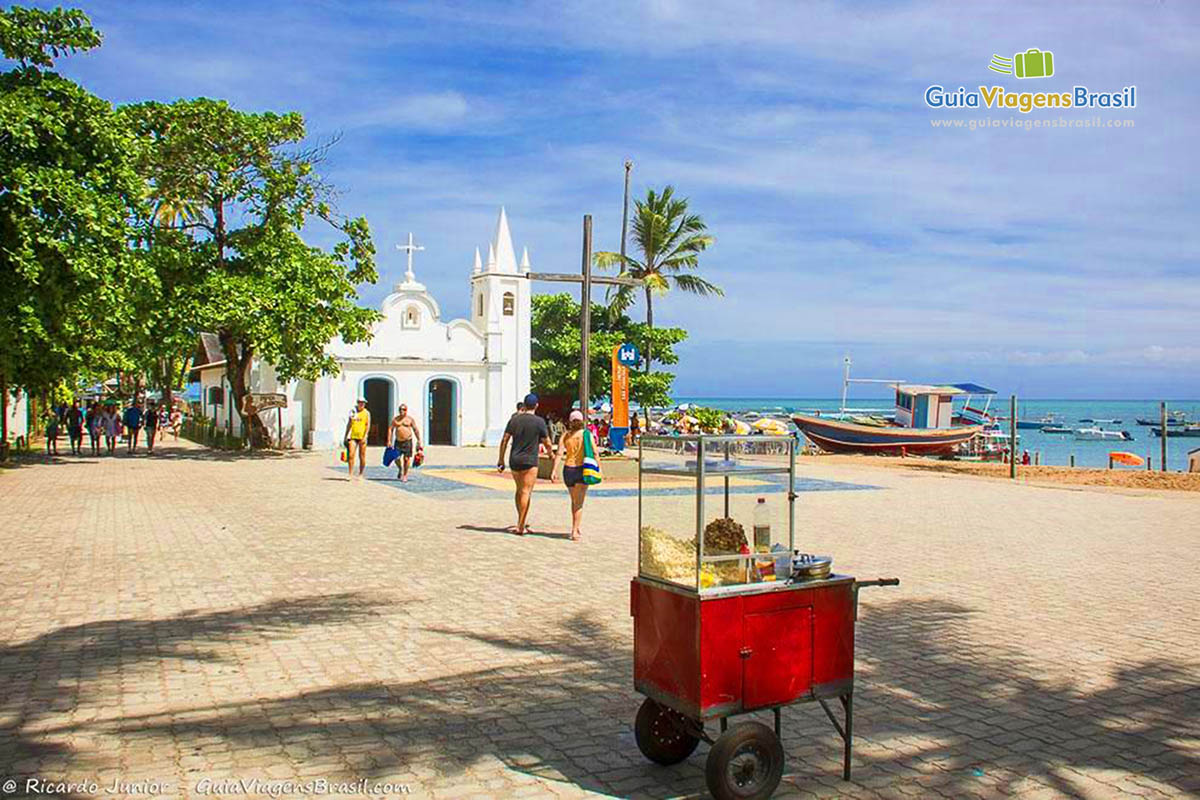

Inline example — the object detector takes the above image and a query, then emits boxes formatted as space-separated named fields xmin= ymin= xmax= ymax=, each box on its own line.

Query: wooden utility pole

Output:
xmin=621 ymin=160 xmax=632 ymax=265
xmin=579 ymin=215 xmax=593 ymax=419
xmin=1009 ymin=395 xmax=1017 ymax=479
xmin=620 ymin=160 xmax=636 ymax=428
xmin=1161 ymin=401 xmax=1168 ymax=472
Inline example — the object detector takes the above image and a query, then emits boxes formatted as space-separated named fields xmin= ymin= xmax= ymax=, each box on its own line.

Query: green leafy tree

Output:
xmin=594 ymin=185 xmax=719 ymax=372
xmin=125 ymin=225 xmax=202 ymax=412
xmin=0 ymin=5 xmax=147 ymax=442
xmin=531 ymin=293 xmax=686 ymax=408
xmin=120 ymin=98 xmax=379 ymax=445
xmin=0 ymin=4 xmax=99 ymax=67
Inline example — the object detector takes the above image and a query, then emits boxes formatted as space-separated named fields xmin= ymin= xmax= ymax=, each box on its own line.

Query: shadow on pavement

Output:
xmin=457 ymin=524 xmax=573 ymax=541
xmin=0 ymin=593 xmax=388 ymax=799
xmin=3 ymin=594 xmax=1197 ymax=798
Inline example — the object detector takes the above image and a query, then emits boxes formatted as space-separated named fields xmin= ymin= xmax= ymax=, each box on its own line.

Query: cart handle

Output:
xmin=852 ymin=578 xmax=899 ymax=621
xmin=855 ymin=578 xmax=899 ymax=589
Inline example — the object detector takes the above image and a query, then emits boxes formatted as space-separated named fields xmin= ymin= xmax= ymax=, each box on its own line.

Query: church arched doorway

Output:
xmin=362 ymin=377 xmax=392 ymax=446
xmin=428 ymin=379 xmax=456 ymax=445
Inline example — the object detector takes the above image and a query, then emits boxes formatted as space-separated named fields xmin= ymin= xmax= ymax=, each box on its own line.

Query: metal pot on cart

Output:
xmin=632 ymin=434 xmax=898 ymax=800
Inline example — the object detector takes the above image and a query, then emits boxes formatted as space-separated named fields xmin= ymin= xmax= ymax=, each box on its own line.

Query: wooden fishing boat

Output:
xmin=790 ymin=414 xmax=982 ymax=455
xmin=805 ymin=363 xmax=989 ymax=456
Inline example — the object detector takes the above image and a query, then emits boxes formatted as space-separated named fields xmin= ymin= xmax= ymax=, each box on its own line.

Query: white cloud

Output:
xmin=344 ymin=91 xmax=475 ymax=131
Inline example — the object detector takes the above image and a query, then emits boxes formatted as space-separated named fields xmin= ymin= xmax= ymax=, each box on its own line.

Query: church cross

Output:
xmin=396 ymin=232 xmax=425 ymax=284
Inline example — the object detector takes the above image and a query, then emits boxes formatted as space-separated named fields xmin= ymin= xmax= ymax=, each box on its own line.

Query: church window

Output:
xmin=208 ymin=386 xmax=224 ymax=406
xmin=477 ymin=293 xmax=484 ymax=316
xmin=503 ymin=292 xmax=515 ymax=316
xmin=404 ymin=305 xmax=421 ymax=328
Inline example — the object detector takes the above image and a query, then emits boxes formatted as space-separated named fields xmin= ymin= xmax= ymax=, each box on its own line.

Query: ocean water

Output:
xmin=673 ymin=397 xmax=1200 ymax=472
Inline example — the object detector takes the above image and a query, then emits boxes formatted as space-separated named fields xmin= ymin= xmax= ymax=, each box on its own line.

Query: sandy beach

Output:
xmin=804 ymin=452 xmax=1200 ymax=492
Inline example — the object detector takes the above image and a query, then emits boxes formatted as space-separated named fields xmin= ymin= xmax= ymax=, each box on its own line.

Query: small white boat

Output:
xmin=1074 ymin=427 xmax=1132 ymax=441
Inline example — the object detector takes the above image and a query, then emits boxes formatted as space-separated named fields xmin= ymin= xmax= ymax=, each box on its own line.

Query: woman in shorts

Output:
xmin=551 ymin=410 xmax=591 ymax=542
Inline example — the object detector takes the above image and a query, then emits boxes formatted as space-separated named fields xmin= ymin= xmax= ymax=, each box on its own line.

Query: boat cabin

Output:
xmin=894 ymin=384 xmax=966 ymax=429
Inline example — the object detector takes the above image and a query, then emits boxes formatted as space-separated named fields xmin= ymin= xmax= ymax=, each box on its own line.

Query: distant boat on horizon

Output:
xmin=1151 ymin=425 xmax=1200 ymax=438
xmin=1136 ymin=411 xmax=1190 ymax=427
xmin=1074 ymin=427 xmax=1133 ymax=441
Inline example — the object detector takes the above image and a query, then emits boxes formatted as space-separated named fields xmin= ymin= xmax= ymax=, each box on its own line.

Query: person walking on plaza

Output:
xmin=548 ymin=412 xmax=565 ymax=443
xmin=85 ymin=400 xmax=101 ymax=456
xmin=42 ymin=406 xmax=60 ymax=455
xmin=169 ymin=405 xmax=182 ymax=441
xmin=551 ymin=410 xmax=591 ymax=541
xmin=143 ymin=399 xmax=160 ymax=454
xmin=99 ymin=402 xmax=118 ymax=454
xmin=123 ymin=399 xmax=143 ymax=454
xmin=388 ymin=403 xmax=422 ymax=482
xmin=497 ymin=393 xmax=553 ymax=535
xmin=343 ymin=398 xmax=370 ymax=479
xmin=629 ymin=409 xmax=640 ymax=445
xmin=65 ymin=400 xmax=85 ymax=455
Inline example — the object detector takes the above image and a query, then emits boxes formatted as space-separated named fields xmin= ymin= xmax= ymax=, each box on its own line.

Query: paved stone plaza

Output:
xmin=1 ymin=441 xmax=1197 ymax=799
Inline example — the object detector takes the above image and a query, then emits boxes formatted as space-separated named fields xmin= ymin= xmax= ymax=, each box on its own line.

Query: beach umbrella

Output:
xmin=731 ymin=419 xmax=751 ymax=435
xmin=1108 ymin=451 xmax=1143 ymax=467
xmin=753 ymin=418 xmax=789 ymax=436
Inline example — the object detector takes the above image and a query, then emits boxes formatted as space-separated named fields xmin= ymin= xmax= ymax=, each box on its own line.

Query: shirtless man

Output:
xmin=388 ymin=403 xmax=422 ymax=482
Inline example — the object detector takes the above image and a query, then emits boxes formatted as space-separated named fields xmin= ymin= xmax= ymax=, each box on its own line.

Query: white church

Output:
xmin=192 ymin=208 xmax=533 ymax=448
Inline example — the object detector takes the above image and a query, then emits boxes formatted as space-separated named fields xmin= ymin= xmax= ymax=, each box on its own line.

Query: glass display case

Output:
xmin=637 ymin=434 xmax=796 ymax=594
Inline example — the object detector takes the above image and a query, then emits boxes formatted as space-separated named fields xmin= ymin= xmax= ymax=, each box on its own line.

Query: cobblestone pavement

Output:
xmin=1 ymin=440 xmax=1198 ymax=799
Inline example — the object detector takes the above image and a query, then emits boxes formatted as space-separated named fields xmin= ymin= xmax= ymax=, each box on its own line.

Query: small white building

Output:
xmin=191 ymin=207 xmax=533 ymax=449
xmin=1189 ymin=447 xmax=1199 ymax=474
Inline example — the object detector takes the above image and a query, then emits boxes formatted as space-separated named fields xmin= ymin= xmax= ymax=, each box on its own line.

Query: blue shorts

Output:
xmin=563 ymin=466 xmax=585 ymax=487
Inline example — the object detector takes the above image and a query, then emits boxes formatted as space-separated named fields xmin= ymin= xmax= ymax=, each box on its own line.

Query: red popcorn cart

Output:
xmin=632 ymin=434 xmax=898 ymax=800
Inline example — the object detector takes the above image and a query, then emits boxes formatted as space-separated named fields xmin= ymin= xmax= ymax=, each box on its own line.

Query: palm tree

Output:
xmin=151 ymin=194 xmax=204 ymax=228
xmin=595 ymin=185 xmax=720 ymax=372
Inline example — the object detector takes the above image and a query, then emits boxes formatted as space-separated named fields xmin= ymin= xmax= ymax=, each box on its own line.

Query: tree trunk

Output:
xmin=160 ymin=356 xmax=175 ymax=412
xmin=219 ymin=331 xmax=268 ymax=448
xmin=644 ymin=285 xmax=654 ymax=373
xmin=1 ymin=373 xmax=8 ymax=455
xmin=175 ymin=356 xmax=192 ymax=406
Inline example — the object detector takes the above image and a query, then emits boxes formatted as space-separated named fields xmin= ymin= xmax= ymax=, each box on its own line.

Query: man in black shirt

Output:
xmin=65 ymin=400 xmax=84 ymax=455
xmin=497 ymin=393 xmax=554 ymax=535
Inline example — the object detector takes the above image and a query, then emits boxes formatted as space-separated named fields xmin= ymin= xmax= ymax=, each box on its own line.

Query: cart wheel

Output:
xmin=705 ymin=722 xmax=784 ymax=800
xmin=634 ymin=698 xmax=700 ymax=765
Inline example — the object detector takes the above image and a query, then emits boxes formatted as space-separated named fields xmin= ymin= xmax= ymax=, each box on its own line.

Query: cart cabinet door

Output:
xmin=742 ymin=606 xmax=814 ymax=710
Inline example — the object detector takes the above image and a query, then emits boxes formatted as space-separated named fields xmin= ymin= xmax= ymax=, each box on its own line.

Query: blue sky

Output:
xmin=33 ymin=1 xmax=1200 ymax=398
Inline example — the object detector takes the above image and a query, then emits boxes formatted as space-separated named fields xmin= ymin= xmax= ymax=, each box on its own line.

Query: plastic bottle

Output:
xmin=753 ymin=497 xmax=771 ymax=551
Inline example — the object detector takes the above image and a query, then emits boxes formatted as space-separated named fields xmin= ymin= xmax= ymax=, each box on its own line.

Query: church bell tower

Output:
xmin=471 ymin=207 xmax=532 ymax=443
